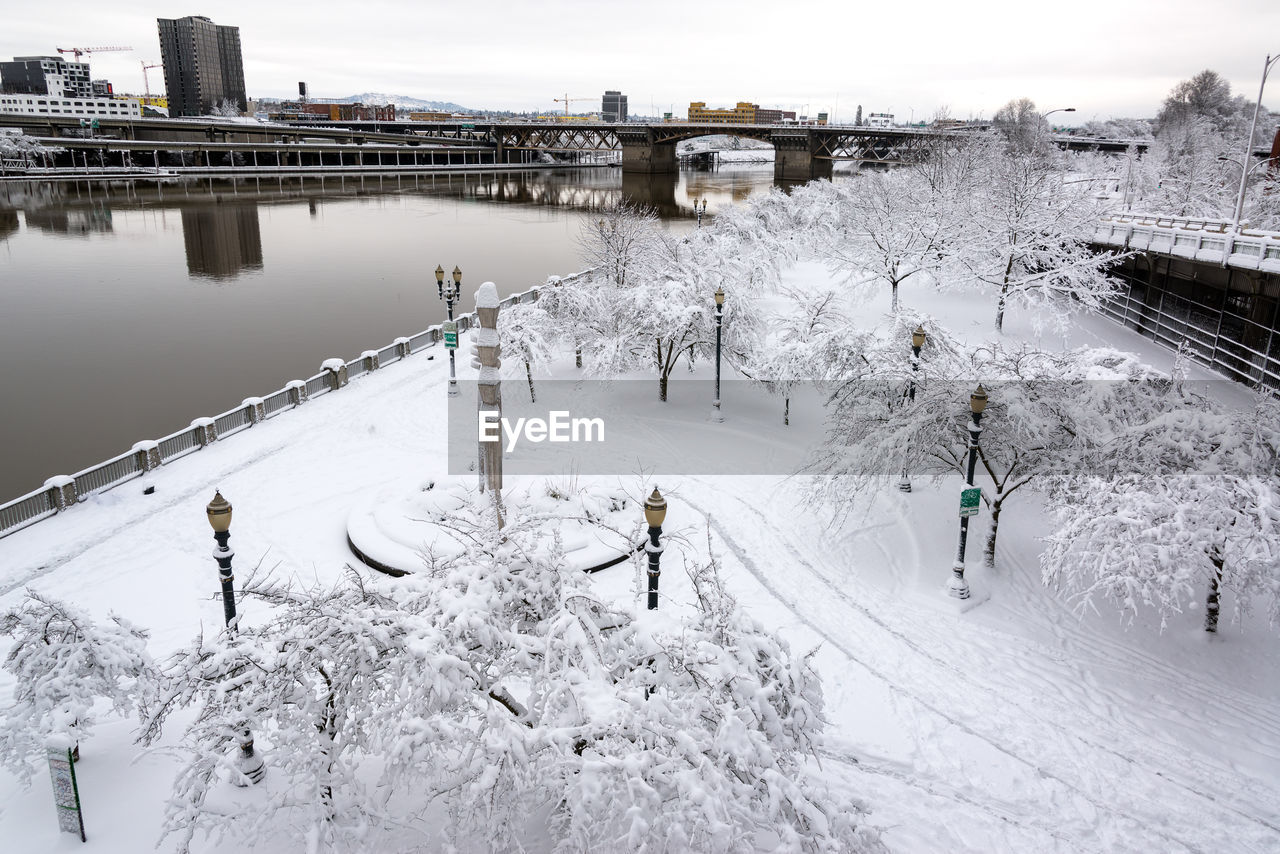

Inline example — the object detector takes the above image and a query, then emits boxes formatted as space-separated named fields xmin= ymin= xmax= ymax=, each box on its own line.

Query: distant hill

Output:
xmin=336 ymin=93 xmax=475 ymax=113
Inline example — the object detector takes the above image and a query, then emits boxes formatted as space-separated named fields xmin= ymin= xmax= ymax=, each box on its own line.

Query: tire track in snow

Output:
xmin=732 ymin=483 xmax=1280 ymax=842
xmin=680 ymin=490 xmax=1206 ymax=854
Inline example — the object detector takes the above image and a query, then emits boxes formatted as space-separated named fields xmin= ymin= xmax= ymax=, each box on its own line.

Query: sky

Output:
xmin=4 ymin=0 xmax=1280 ymax=123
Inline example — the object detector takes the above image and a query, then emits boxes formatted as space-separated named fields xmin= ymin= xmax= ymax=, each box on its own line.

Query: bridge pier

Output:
xmin=621 ymin=141 xmax=677 ymax=174
xmin=773 ymin=136 xmax=832 ymax=181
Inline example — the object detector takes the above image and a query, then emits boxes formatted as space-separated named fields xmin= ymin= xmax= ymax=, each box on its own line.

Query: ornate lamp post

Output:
xmin=712 ymin=286 xmax=725 ymax=423
xmin=644 ymin=488 xmax=667 ymax=610
xmin=696 ymin=197 xmax=707 ymax=227
xmin=437 ymin=264 xmax=461 ymax=397
xmin=898 ymin=325 xmax=926 ymax=492
xmin=204 ymin=491 xmax=266 ymax=785
xmin=948 ymin=386 xmax=987 ymax=600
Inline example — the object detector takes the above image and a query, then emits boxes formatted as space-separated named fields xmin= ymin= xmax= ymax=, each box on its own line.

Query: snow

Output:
xmin=1 ymin=181 xmax=1278 ymax=853
xmin=474 ymin=281 xmax=500 ymax=309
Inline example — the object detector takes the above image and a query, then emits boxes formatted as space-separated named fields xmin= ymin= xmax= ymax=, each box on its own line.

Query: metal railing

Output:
xmin=0 ymin=276 xmax=580 ymax=539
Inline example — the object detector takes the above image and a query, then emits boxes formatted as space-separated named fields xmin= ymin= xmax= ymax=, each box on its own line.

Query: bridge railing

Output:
xmin=0 ymin=273 xmax=586 ymax=540
xmin=1095 ymin=212 xmax=1280 ymax=272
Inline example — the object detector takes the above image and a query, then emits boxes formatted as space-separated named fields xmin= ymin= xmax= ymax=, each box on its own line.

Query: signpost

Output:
xmin=48 ymin=747 xmax=86 ymax=842
xmin=959 ymin=487 xmax=981 ymax=518
xmin=443 ymin=320 xmax=458 ymax=349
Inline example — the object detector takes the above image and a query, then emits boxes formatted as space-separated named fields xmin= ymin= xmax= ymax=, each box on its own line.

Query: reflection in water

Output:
xmin=23 ymin=207 xmax=113 ymax=235
xmin=0 ymin=165 xmax=798 ymax=500
xmin=181 ymin=205 xmax=263 ymax=279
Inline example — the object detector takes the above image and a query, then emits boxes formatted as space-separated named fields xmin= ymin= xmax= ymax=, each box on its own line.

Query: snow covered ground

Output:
xmin=0 ymin=261 xmax=1277 ymax=853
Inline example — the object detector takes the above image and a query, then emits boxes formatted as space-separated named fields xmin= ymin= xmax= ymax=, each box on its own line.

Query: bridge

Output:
xmin=1 ymin=113 xmax=1153 ymax=181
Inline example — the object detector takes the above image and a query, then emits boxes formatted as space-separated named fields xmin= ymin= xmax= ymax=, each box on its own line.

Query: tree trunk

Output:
xmin=891 ymin=281 xmax=899 ymax=313
xmin=983 ymin=495 xmax=1003 ymax=568
xmin=525 ymin=359 xmax=536 ymax=403
xmin=657 ymin=338 xmax=668 ymax=402
xmin=575 ymin=346 xmax=582 ymax=369
xmin=996 ymin=287 xmax=1008 ymax=333
xmin=1205 ymin=551 xmax=1225 ymax=633
xmin=784 ymin=396 xmax=790 ymax=426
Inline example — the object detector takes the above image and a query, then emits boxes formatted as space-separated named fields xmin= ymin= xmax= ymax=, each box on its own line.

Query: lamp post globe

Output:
xmin=644 ymin=488 xmax=667 ymax=610
xmin=435 ymin=264 xmax=445 ymax=299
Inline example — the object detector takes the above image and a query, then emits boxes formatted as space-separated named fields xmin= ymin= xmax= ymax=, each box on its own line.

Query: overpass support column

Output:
xmin=621 ymin=141 xmax=677 ymax=173
xmin=773 ymin=132 xmax=832 ymax=181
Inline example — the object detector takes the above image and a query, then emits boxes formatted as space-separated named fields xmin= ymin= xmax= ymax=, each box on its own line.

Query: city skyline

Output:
xmin=2 ymin=0 xmax=1278 ymax=122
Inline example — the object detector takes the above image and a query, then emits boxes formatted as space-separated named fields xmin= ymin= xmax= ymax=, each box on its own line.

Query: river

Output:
xmin=0 ymin=164 xmax=791 ymax=500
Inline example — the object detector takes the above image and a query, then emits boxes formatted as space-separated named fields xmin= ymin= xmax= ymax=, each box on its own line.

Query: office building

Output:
xmin=0 ymin=56 xmax=92 ymax=98
xmin=602 ymin=90 xmax=627 ymax=123
xmin=157 ymin=15 xmax=247 ymax=116
xmin=0 ymin=92 xmax=142 ymax=119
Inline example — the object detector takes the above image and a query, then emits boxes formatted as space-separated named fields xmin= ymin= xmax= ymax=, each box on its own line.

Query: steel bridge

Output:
xmin=0 ymin=113 xmax=1155 ymax=181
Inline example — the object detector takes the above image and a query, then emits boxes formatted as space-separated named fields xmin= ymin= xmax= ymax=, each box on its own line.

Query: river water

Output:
xmin=0 ymin=164 xmax=787 ymax=500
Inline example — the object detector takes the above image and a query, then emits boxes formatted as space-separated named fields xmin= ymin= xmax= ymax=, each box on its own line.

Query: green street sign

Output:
xmin=443 ymin=320 xmax=458 ymax=349
xmin=461 ymin=123 xmax=475 ymax=130
xmin=960 ymin=487 xmax=981 ymax=518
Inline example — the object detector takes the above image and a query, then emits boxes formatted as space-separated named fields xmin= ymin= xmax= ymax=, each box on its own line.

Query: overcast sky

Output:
xmin=5 ymin=0 xmax=1279 ymax=123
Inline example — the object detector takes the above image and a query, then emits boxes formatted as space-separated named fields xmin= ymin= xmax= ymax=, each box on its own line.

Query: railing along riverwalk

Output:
xmin=0 ymin=274 xmax=587 ymax=539
xmin=1093 ymin=212 xmax=1280 ymax=273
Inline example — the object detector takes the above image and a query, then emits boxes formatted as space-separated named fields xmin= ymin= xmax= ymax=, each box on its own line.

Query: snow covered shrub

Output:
xmin=0 ymin=590 xmax=153 ymax=782
xmin=145 ymin=495 xmax=878 ymax=853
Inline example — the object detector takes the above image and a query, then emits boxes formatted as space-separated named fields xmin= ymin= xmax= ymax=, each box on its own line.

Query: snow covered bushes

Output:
xmin=134 ymin=499 xmax=877 ymax=852
xmin=0 ymin=591 xmax=153 ymax=781
xmin=1042 ymin=392 xmax=1280 ymax=632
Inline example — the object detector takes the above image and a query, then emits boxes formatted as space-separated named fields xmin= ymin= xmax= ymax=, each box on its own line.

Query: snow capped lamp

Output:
xmin=644 ymin=488 xmax=667 ymax=610
xmin=435 ymin=264 xmax=445 ymax=299
xmin=714 ymin=286 xmax=725 ymax=307
xmin=912 ymin=325 xmax=926 ymax=350
xmin=713 ymin=287 xmax=726 ymax=422
xmin=452 ymin=265 xmax=462 ymax=289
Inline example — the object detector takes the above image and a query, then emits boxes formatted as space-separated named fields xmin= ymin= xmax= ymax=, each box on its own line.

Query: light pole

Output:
xmin=644 ymin=488 xmax=666 ymax=610
xmin=712 ymin=286 xmax=725 ymax=422
xmin=949 ymin=385 xmax=987 ymax=600
xmin=1232 ymin=52 xmax=1279 ymax=230
xmin=696 ymin=197 xmax=707 ymax=227
xmin=1032 ymin=107 xmax=1075 ymax=151
xmin=436 ymin=264 xmax=460 ymax=397
xmin=898 ymin=325 xmax=926 ymax=492
xmin=205 ymin=491 xmax=266 ymax=786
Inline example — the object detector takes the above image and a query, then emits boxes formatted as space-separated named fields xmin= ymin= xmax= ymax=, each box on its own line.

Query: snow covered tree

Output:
xmin=1143 ymin=116 xmax=1237 ymax=217
xmin=0 ymin=591 xmax=153 ymax=782
xmin=992 ymin=97 xmax=1053 ymax=154
xmin=812 ymin=329 xmax=1163 ymax=566
xmin=743 ymin=287 xmax=850 ymax=424
xmin=1042 ymin=393 xmax=1280 ymax=633
xmin=952 ymin=138 xmax=1120 ymax=332
xmin=577 ymin=199 xmax=665 ymax=288
xmin=498 ymin=301 xmax=556 ymax=402
xmin=825 ymin=170 xmax=948 ymax=312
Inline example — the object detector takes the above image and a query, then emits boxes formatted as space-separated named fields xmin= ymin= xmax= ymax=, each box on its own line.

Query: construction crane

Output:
xmin=56 ymin=46 xmax=132 ymax=63
xmin=553 ymin=94 xmax=592 ymax=118
xmin=140 ymin=61 xmax=162 ymax=98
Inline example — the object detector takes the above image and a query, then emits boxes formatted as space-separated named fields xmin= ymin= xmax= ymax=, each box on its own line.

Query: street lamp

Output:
xmin=948 ymin=385 xmax=986 ymax=599
xmin=1034 ymin=107 xmax=1075 ymax=150
xmin=1232 ymin=52 xmax=1279 ymax=231
xmin=696 ymin=198 xmax=707 ymax=227
xmin=644 ymin=488 xmax=667 ymax=610
xmin=204 ymin=491 xmax=266 ymax=786
xmin=898 ymin=325 xmax=926 ymax=492
xmin=712 ymin=286 xmax=725 ymax=422
xmin=436 ymin=264 xmax=461 ymax=397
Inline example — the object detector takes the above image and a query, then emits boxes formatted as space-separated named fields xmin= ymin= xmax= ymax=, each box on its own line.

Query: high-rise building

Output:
xmin=157 ymin=15 xmax=246 ymax=116
xmin=602 ymin=90 xmax=627 ymax=123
